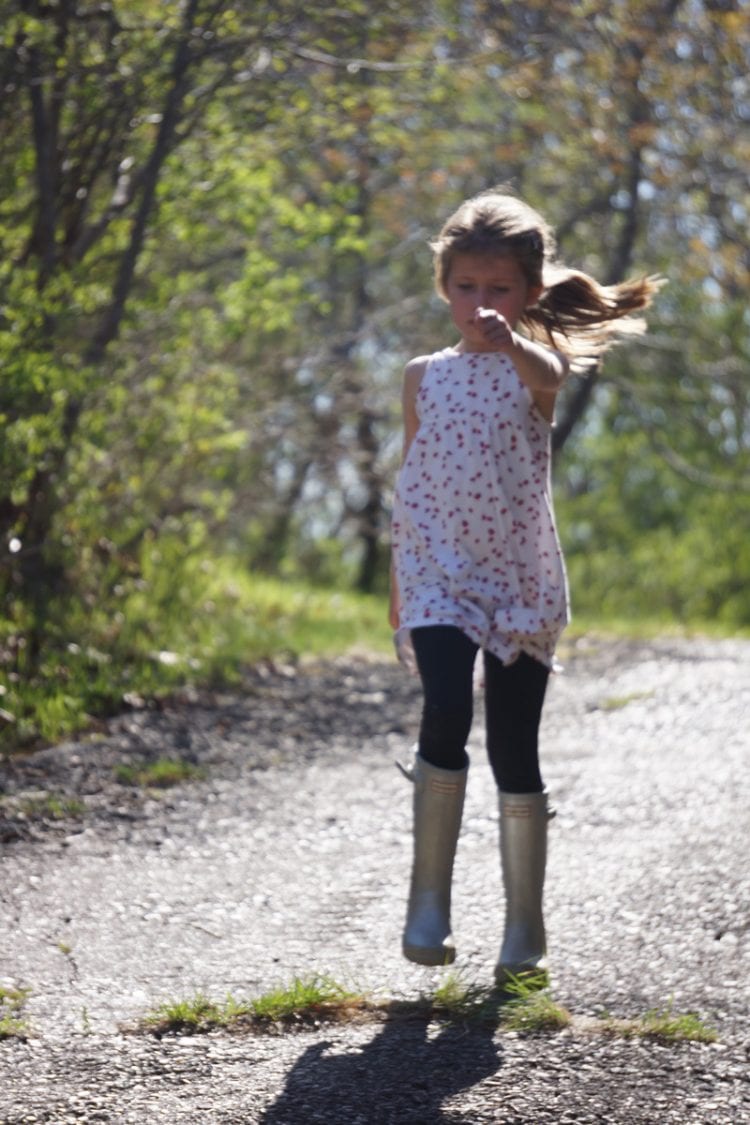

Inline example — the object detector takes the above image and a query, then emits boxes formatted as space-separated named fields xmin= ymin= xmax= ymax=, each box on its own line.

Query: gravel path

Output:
xmin=1 ymin=635 xmax=748 ymax=1123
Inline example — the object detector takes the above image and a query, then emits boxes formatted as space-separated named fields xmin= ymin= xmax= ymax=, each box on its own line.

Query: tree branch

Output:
xmin=83 ymin=0 xmax=202 ymax=368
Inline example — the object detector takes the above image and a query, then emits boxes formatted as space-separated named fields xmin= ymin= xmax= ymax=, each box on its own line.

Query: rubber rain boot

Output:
xmin=494 ymin=790 xmax=554 ymax=987
xmin=402 ymin=753 xmax=468 ymax=966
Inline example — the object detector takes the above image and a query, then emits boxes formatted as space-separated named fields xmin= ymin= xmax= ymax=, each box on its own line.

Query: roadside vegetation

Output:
xmin=0 ymin=986 xmax=30 ymax=1041
xmin=143 ymin=976 xmax=368 ymax=1036
xmin=2 ymin=560 xmax=746 ymax=758
xmin=139 ymin=973 xmax=717 ymax=1046
xmin=0 ymin=569 xmax=392 ymax=756
xmin=114 ymin=757 xmax=206 ymax=789
xmin=1 ymin=4 xmax=748 ymax=756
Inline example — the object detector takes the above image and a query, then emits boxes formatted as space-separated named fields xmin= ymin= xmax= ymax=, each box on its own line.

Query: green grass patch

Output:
xmin=248 ymin=975 xmax=363 ymax=1025
xmin=143 ymin=976 xmax=366 ymax=1036
xmin=0 ymin=559 xmax=393 ymax=756
xmin=0 ymin=986 xmax=31 ymax=1041
xmin=636 ymin=1005 xmax=718 ymax=1044
xmin=427 ymin=976 xmax=712 ymax=1042
xmin=114 ymin=757 xmax=205 ymax=789
xmin=0 ymin=791 xmax=85 ymax=824
xmin=425 ymin=973 xmax=517 ymax=1025
xmin=424 ymin=970 xmax=571 ymax=1033
xmin=3 ymin=534 xmax=748 ymax=758
xmin=558 ymin=616 xmax=750 ymax=645
xmin=602 ymin=1003 xmax=719 ymax=1044
xmin=497 ymin=973 xmax=572 ymax=1033
xmin=138 ymin=973 xmax=719 ymax=1047
xmin=143 ymin=993 xmax=237 ymax=1034
xmin=429 ymin=973 xmax=496 ymax=1022
xmin=598 ymin=690 xmax=654 ymax=711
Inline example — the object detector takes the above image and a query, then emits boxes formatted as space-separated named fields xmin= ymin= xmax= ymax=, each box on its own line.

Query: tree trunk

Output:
xmin=14 ymin=2 xmax=201 ymax=662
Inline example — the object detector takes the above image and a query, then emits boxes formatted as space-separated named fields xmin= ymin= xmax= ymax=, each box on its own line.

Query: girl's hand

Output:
xmin=470 ymin=307 xmax=515 ymax=350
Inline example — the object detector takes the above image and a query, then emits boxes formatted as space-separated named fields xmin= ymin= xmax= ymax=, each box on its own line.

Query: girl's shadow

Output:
xmin=259 ymin=998 xmax=506 ymax=1125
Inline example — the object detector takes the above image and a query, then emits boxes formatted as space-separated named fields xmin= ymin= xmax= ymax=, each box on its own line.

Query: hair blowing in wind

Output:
xmin=431 ymin=189 xmax=664 ymax=372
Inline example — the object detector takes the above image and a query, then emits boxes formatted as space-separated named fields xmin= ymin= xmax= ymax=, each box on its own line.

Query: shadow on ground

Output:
xmin=259 ymin=1010 xmax=503 ymax=1124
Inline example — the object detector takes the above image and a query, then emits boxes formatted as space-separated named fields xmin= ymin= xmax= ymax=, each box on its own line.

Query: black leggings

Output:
xmin=411 ymin=625 xmax=549 ymax=793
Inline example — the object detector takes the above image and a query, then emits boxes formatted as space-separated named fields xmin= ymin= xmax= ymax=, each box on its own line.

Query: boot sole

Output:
xmin=403 ymin=943 xmax=456 ymax=967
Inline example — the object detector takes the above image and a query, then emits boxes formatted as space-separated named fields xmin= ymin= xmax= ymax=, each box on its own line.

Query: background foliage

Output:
xmin=1 ymin=0 xmax=748 ymax=747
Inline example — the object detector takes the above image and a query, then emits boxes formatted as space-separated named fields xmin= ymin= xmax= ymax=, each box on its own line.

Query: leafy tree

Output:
xmin=0 ymin=0 xmax=320 ymax=656
xmin=1 ymin=0 xmax=749 ymax=736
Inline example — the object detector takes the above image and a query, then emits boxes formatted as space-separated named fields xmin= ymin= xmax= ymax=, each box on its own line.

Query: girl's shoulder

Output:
xmin=404 ymin=353 xmax=431 ymax=378
xmin=404 ymin=346 xmax=456 ymax=382
xmin=402 ymin=356 xmax=429 ymax=415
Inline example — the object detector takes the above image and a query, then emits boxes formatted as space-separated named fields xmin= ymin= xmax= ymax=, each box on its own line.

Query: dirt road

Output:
xmin=1 ymin=636 xmax=748 ymax=1123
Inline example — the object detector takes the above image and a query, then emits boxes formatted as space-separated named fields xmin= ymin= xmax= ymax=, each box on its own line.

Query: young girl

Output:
xmin=390 ymin=188 xmax=661 ymax=982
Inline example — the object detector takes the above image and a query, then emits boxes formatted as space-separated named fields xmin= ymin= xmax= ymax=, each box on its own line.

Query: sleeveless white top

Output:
xmin=391 ymin=347 xmax=569 ymax=668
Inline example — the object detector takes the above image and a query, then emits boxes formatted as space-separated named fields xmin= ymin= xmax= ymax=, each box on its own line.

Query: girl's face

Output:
xmin=444 ymin=252 xmax=542 ymax=350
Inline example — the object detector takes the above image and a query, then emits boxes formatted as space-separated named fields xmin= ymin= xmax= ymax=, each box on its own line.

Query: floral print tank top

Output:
xmin=391 ymin=347 xmax=569 ymax=668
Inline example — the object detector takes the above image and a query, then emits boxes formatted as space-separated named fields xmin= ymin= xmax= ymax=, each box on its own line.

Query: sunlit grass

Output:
xmin=143 ymin=993 xmax=239 ymax=1034
xmin=143 ymin=976 xmax=365 ymax=1035
xmin=248 ymin=976 xmax=363 ymax=1025
xmin=560 ymin=615 xmax=750 ymax=644
xmin=497 ymin=973 xmax=572 ymax=1033
xmin=139 ymin=973 xmax=719 ymax=1048
xmin=114 ymin=757 xmax=205 ymax=789
xmin=598 ymin=691 xmax=654 ymax=711
xmin=635 ymin=1004 xmax=718 ymax=1044
xmin=600 ymin=1002 xmax=719 ymax=1044
xmin=2 ymin=544 xmax=747 ymax=756
xmin=429 ymin=973 xmax=499 ymax=1022
xmin=18 ymin=794 xmax=86 ymax=820
xmin=0 ymin=986 xmax=30 ymax=1041
xmin=0 ymin=561 xmax=393 ymax=754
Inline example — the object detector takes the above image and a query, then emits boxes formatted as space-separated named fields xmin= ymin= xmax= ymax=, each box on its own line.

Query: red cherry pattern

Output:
xmin=392 ymin=348 xmax=570 ymax=667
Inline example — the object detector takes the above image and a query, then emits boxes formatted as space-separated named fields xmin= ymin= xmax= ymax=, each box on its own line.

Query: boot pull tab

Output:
xmin=396 ymin=744 xmax=419 ymax=783
xmin=396 ymin=758 xmax=416 ymax=783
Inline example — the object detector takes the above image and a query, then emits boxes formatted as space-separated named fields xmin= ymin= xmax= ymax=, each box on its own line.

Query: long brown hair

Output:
xmin=431 ymin=189 xmax=663 ymax=370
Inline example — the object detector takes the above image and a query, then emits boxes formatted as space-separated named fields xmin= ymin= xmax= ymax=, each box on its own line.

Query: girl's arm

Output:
xmin=473 ymin=309 xmax=569 ymax=421
xmin=506 ymin=332 xmax=569 ymax=422
xmin=401 ymin=356 xmax=426 ymax=453
xmin=389 ymin=356 xmax=427 ymax=630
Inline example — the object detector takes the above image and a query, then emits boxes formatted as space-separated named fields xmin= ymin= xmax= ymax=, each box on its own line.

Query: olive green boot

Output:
xmin=495 ymin=790 xmax=554 ymax=986
xmin=402 ymin=753 xmax=468 ymax=966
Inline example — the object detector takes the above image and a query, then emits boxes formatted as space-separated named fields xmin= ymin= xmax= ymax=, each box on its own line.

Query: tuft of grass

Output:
xmin=18 ymin=794 xmax=86 ymax=820
xmin=598 ymin=684 xmax=656 ymax=711
xmin=143 ymin=993 xmax=237 ymax=1034
xmin=432 ymin=978 xmax=718 ymax=1044
xmin=248 ymin=975 xmax=362 ymax=1025
xmin=418 ymin=972 xmax=571 ymax=1032
xmin=596 ymin=1002 xmax=718 ymax=1044
xmin=138 ymin=975 xmax=720 ymax=1047
xmin=0 ymin=986 xmax=31 ymax=1040
xmin=498 ymin=973 xmax=572 ymax=1033
xmin=598 ymin=999 xmax=719 ymax=1039
xmin=114 ymin=757 xmax=205 ymax=789
xmin=635 ymin=1004 xmax=718 ymax=1044
xmin=599 ymin=690 xmax=654 ymax=711
xmin=143 ymin=976 xmax=366 ymax=1036
xmin=428 ymin=973 xmax=499 ymax=1024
